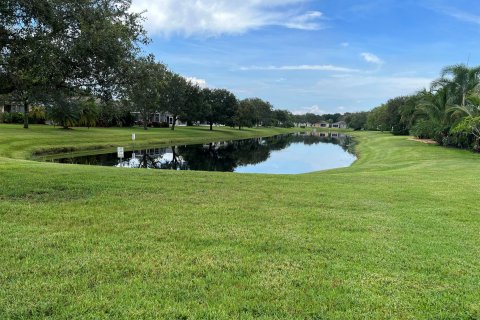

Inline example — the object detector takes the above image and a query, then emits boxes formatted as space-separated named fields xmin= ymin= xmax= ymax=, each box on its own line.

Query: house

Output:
xmin=331 ymin=121 xmax=347 ymax=129
xmin=131 ymin=111 xmax=187 ymax=126
xmin=314 ymin=121 xmax=330 ymax=128
xmin=1 ymin=102 xmax=24 ymax=114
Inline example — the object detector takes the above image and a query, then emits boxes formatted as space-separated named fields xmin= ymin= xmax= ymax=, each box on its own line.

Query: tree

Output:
xmin=123 ymin=57 xmax=167 ymax=130
xmin=273 ymin=109 xmax=294 ymax=127
xmin=79 ymin=98 xmax=100 ymax=129
xmin=366 ymin=105 xmax=389 ymax=131
xmin=385 ymin=96 xmax=411 ymax=135
xmin=202 ymin=89 xmax=237 ymax=131
xmin=163 ymin=73 xmax=189 ymax=131
xmin=344 ymin=112 xmax=368 ymax=130
xmin=1 ymin=0 xmax=147 ymax=128
xmin=411 ymin=88 xmax=453 ymax=143
xmin=432 ymin=64 xmax=480 ymax=107
xmin=180 ymin=81 xmax=203 ymax=126
xmin=304 ymin=113 xmax=320 ymax=126
xmin=293 ymin=114 xmax=306 ymax=126
xmin=253 ymin=99 xmax=274 ymax=126
xmin=451 ymin=116 xmax=480 ymax=151
xmin=449 ymin=94 xmax=480 ymax=119
xmin=29 ymin=105 xmax=47 ymax=124
xmin=46 ymin=96 xmax=81 ymax=129
xmin=235 ymin=99 xmax=256 ymax=130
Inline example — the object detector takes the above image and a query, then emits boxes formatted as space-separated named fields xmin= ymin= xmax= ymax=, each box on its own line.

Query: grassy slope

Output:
xmin=0 ymin=124 xmax=479 ymax=319
xmin=0 ymin=124 xmax=305 ymax=160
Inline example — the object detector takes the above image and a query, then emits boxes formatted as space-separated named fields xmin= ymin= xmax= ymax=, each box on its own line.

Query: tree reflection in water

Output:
xmin=52 ymin=132 xmax=355 ymax=172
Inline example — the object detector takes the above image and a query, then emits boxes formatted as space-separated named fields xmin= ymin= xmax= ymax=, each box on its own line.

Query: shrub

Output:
xmin=1 ymin=112 xmax=24 ymax=124
xmin=119 ymin=111 xmax=136 ymax=127
xmin=46 ymin=102 xmax=80 ymax=129
xmin=29 ymin=106 xmax=47 ymax=124
xmin=150 ymin=121 xmax=169 ymax=128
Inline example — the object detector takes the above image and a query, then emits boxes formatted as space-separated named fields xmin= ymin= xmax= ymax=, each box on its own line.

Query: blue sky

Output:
xmin=131 ymin=0 xmax=480 ymax=114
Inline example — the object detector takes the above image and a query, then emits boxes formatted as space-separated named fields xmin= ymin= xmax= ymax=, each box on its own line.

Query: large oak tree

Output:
xmin=0 ymin=0 xmax=146 ymax=128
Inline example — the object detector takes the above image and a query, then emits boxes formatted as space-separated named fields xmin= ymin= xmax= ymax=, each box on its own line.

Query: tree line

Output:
xmin=0 ymin=0 xmax=296 ymax=130
xmin=359 ymin=64 xmax=480 ymax=152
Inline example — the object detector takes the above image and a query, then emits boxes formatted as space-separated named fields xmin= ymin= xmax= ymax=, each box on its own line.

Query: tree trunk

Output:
xmin=23 ymin=100 xmax=29 ymax=129
xmin=209 ymin=121 xmax=213 ymax=131
xmin=171 ymin=115 xmax=176 ymax=130
xmin=143 ymin=114 xmax=148 ymax=130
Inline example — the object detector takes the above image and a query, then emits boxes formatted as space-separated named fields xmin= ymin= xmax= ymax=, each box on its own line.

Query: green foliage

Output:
xmin=122 ymin=56 xmax=167 ymax=130
xmin=163 ymin=73 xmax=189 ymax=130
xmin=1 ymin=0 xmax=147 ymax=128
xmin=272 ymin=109 xmax=294 ymax=128
xmin=28 ymin=106 xmax=46 ymax=124
xmin=202 ymin=88 xmax=238 ymax=130
xmin=46 ymin=98 xmax=80 ymax=129
xmin=451 ymin=116 xmax=480 ymax=150
xmin=344 ymin=112 xmax=368 ymax=130
xmin=180 ymin=82 xmax=203 ymax=126
xmin=119 ymin=110 xmax=136 ymax=127
xmin=78 ymin=99 xmax=99 ymax=128
xmin=366 ymin=104 xmax=389 ymax=131
xmin=432 ymin=64 xmax=480 ymax=107
xmin=0 ymin=112 xmax=24 ymax=124
xmin=367 ymin=64 xmax=480 ymax=151
xmin=410 ymin=119 xmax=445 ymax=143
xmin=235 ymin=99 xmax=256 ymax=129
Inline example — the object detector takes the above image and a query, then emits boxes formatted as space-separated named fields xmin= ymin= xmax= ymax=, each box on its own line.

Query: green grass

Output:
xmin=0 ymin=124 xmax=306 ymax=160
xmin=0 ymin=124 xmax=479 ymax=319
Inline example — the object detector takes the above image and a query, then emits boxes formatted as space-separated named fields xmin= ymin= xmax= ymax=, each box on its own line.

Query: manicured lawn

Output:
xmin=0 ymin=124 xmax=479 ymax=319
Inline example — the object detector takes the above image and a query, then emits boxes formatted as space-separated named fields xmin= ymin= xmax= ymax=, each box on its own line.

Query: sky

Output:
xmin=130 ymin=0 xmax=480 ymax=115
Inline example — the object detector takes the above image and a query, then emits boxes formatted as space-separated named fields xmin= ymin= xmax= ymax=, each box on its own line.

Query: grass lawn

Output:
xmin=0 ymin=124 xmax=479 ymax=319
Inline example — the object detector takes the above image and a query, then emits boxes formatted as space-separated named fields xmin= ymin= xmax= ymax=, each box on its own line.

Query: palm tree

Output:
xmin=412 ymin=88 xmax=454 ymax=143
xmin=432 ymin=64 xmax=480 ymax=107
xmin=79 ymin=99 xmax=99 ymax=129
xmin=448 ymin=95 xmax=480 ymax=119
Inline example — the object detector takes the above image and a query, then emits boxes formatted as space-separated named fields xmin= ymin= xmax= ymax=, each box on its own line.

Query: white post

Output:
xmin=117 ymin=147 xmax=124 ymax=167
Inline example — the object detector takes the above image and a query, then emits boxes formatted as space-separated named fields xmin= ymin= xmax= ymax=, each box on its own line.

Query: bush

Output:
xmin=119 ymin=111 xmax=136 ymax=127
xmin=1 ymin=112 xmax=24 ymax=124
xmin=29 ymin=106 xmax=47 ymax=124
xmin=411 ymin=120 xmax=443 ymax=140
xmin=150 ymin=121 xmax=169 ymax=128
xmin=46 ymin=101 xmax=80 ymax=129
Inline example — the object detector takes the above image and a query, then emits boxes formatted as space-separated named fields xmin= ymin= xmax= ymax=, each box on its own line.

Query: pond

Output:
xmin=48 ymin=132 xmax=356 ymax=174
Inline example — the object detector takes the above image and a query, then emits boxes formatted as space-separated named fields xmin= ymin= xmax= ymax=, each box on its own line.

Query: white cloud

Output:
xmin=185 ymin=76 xmax=208 ymax=88
xmin=292 ymin=105 xmax=326 ymax=115
xmin=425 ymin=4 xmax=480 ymax=25
xmin=314 ymin=75 xmax=431 ymax=101
xmin=340 ymin=42 xmax=350 ymax=47
xmin=443 ymin=10 xmax=480 ymax=25
xmin=361 ymin=52 xmax=384 ymax=65
xmin=131 ymin=0 xmax=324 ymax=36
xmin=283 ymin=11 xmax=323 ymax=30
xmin=239 ymin=64 xmax=360 ymax=72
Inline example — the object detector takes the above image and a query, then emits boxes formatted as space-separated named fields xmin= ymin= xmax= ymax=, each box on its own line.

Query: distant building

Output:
xmin=331 ymin=121 xmax=347 ymax=129
xmin=131 ymin=111 xmax=188 ymax=126
xmin=314 ymin=121 xmax=330 ymax=128
xmin=313 ymin=120 xmax=348 ymax=128
xmin=1 ymin=102 xmax=24 ymax=113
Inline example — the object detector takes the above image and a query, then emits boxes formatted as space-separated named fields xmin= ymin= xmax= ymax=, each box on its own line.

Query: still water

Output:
xmin=50 ymin=132 xmax=356 ymax=174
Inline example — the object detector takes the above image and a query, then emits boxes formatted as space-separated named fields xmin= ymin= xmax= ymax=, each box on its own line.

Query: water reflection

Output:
xmin=51 ymin=132 xmax=356 ymax=174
